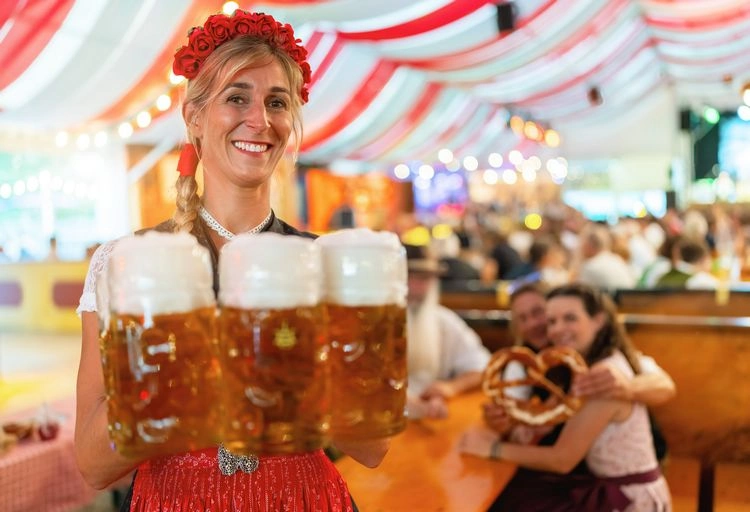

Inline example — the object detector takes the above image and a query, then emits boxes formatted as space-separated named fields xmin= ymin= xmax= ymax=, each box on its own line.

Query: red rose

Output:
xmin=232 ymin=15 xmax=252 ymax=35
xmin=204 ymin=14 xmax=233 ymax=45
xmin=300 ymin=61 xmax=312 ymax=83
xmin=173 ymin=46 xmax=200 ymax=79
xmin=189 ymin=29 xmax=216 ymax=58
xmin=287 ymin=46 xmax=306 ymax=63
xmin=257 ymin=20 xmax=276 ymax=39
xmin=301 ymin=87 xmax=309 ymax=104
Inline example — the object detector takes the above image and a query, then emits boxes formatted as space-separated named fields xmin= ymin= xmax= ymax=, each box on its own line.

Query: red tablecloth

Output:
xmin=0 ymin=398 xmax=98 ymax=512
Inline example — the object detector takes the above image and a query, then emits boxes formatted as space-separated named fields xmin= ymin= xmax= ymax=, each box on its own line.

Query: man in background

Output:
xmin=404 ymin=243 xmax=491 ymax=419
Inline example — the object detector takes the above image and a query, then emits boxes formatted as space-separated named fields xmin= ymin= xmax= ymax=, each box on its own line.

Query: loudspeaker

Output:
xmin=679 ymin=108 xmax=692 ymax=132
xmin=496 ymin=3 xmax=516 ymax=32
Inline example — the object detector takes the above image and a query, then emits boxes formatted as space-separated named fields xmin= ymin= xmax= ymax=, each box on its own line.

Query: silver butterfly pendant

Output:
xmin=217 ymin=444 xmax=260 ymax=476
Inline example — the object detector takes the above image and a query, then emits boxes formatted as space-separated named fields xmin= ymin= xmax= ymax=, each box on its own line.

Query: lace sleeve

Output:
xmin=76 ymin=240 xmax=117 ymax=316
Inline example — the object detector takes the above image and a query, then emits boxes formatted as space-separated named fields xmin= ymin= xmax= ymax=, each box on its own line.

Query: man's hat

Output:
xmin=403 ymin=244 xmax=446 ymax=275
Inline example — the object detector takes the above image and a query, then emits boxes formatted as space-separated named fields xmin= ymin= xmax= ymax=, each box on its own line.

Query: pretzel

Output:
xmin=482 ymin=346 xmax=588 ymax=426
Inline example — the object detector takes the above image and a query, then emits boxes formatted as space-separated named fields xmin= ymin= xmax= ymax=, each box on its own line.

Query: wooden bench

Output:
xmin=440 ymin=282 xmax=513 ymax=352
xmin=621 ymin=314 xmax=750 ymax=512
xmin=614 ymin=288 xmax=750 ymax=317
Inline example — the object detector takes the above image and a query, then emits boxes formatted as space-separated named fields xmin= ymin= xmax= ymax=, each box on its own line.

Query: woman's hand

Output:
xmin=482 ymin=401 xmax=513 ymax=435
xmin=459 ymin=426 xmax=501 ymax=459
xmin=572 ymin=363 xmax=632 ymax=401
xmin=420 ymin=381 xmax=457 ymax=400
xmin=508 ymin=424 xmax=554 ymax=445
xmin=483 ymin=401 xmax=554 ymax=445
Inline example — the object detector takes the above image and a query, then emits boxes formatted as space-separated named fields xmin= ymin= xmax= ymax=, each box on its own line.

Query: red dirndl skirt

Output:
xmin=129 ymin=448 xmax=354 ymax=511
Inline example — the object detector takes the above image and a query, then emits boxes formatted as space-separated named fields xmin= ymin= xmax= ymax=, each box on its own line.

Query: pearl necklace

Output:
xmin=199 ymin=206 xmax=272 ymax=241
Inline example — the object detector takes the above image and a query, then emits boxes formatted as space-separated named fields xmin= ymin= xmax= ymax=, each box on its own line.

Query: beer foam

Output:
xmin=316 ymin=229 xmax=407 ymax=306
xmin=219 ymin=232 xmax=322 ymax=309
xmin=108 ymin=232 xmax=215 ymax=315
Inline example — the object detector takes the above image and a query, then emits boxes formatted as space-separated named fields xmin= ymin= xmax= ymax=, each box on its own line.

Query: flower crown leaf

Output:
xmin=173 ymin=10 xmax=310 ymax=103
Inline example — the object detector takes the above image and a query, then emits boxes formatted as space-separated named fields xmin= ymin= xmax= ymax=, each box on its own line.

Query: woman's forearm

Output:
xmin=630 ymin=372 xmax=676 ymax=407
xmin=498 ymin=442 xmax=576 ymax=474
xmin=74 ymin=395 xmax=140 ymax=489
xmin=76 ymin=312 xmax=141 ymax=489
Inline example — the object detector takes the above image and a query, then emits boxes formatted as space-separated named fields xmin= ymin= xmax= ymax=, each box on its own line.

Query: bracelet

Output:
xmin=489 ymin=438 xmax=502 ymax=460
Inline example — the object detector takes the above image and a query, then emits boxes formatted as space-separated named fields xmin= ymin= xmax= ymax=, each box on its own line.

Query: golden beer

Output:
xmin=316 ymin=228 xmax=408 ymax=440
xmin=101 ymin=232 xmax=220 ymax=458
xmin=219 ymin=233 xmax=328 ymax=455
xmin=102 ymin=308 xmax=223 ymax=458
xmin=218 ymin=305 xmax=330 ymax=454
xmin=327 ymin=303 xmax=407 ymax=440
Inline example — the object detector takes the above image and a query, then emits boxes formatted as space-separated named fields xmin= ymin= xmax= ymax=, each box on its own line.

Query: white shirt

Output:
xmin=408 ymin=305 xmax=490 ymax=395
xmin=578 ymin=251 xmax=636 ymax=291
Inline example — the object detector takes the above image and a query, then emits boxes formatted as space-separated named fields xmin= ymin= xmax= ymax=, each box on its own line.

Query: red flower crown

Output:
xmin=172 ymin=10 xmax=311 ymax=103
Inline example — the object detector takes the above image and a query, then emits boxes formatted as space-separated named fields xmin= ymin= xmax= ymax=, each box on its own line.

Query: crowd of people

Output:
xmin=418 ymin=202 xmax=747 ymax=295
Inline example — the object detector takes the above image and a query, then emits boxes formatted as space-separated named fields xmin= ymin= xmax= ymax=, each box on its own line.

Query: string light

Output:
xmin=488 ymin=153 xmax=503 ymax=168
xmin=438 ymin=148 xmax=453 ymax=164
xmin=75 ymin=134 xmax=91 ymax=150
xmin=94 ymin=131 xmax=108 ymax=147
xmin=55 ymin=131 xmax=69 ymax=148
xmin=418 ymin=164 xmax=435 ymax=180
xmin=136 ymin=111 xmax=152 ymax=128
xmin=118 ymin=122 xmax=134 ymax=139
xmin=463 ymin=156 xmax=479 ymax=171
xmin=156 ymin=94 xmax=172 ymax=111
xmin=393 ymin=164 xmax=410 ymax=179
xmin=222 ymin=1 xmax=239 ymax=15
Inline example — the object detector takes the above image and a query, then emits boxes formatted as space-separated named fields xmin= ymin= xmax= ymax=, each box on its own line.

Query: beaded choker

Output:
xmin=199 ymin=206 xmax=272 ymax=240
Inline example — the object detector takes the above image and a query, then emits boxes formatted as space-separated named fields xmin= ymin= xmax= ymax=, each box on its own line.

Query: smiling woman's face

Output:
xmin=191 ymin=60 xmax=293 ymax=190
xmin=545 ymin=295 xmax=604 ymax=356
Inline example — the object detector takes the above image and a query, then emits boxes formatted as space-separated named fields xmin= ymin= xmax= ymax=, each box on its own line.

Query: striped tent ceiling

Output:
xmin=0 ymin=0 xmax=749 ymax=168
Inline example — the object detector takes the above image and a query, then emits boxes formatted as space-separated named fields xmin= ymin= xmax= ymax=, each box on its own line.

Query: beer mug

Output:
xmin=102 ymin=232 xmax=221 ymax=458
xmin=317 ymin=229 xmax=408 ymax=440
xmin=218 ymin=233 xmax=329 ymax=455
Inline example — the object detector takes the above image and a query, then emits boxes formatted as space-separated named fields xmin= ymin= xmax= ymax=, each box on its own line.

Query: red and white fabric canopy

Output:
xmin=1 ymin=0 xmax=749 ymax=166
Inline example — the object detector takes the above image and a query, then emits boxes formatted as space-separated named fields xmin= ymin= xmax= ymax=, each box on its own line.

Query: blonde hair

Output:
xmin=173 ymin=36 xmax=305 ymax=233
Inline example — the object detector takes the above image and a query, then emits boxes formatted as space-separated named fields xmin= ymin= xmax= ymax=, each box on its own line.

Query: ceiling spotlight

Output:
xmin=742 ymin=82 xmax=750 ymax=106
xmin=587 ymin=86 xmax=603 ymax=106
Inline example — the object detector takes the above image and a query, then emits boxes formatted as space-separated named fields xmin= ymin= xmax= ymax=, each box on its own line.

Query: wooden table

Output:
xmin=336 ymin=392 xmax=516 ymax=512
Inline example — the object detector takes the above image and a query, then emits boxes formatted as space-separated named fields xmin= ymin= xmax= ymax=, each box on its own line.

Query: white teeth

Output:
xmin=233 ymin=141 xmax=268 ymax=152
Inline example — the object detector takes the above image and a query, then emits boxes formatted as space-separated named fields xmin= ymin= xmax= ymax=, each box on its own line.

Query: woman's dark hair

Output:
xmin=546 ymin=283 xmax=641 ymax=373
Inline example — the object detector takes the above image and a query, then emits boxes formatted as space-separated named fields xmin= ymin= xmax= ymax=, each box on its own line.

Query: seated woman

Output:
xmin=460 ymin=283 xmax=671 ymax=512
